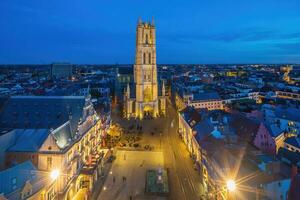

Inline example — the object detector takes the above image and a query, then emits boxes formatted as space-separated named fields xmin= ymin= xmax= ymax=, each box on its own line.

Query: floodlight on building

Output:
xmin=50 ymin=169 xmax=60 ymax=181
xmin=226 ymin=179 xmax=236 ymax=192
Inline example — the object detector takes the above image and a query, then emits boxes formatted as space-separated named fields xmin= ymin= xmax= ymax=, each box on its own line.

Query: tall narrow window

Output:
xmin=148 ymin=53 xmax=151 ymax=64
xmin=47 ymin=157 xmax=52 ymax=170
xmin=145 ymin=34 xmax=149 ymax=44
xmin=143 ymin=53 xmax=146 ymax=64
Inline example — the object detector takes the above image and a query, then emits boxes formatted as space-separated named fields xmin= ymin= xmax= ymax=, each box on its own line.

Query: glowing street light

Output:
xmin=226 ymin=179 xmax=236 ymax=192
xmin=50 ymin=170 xmax=60 ymax=181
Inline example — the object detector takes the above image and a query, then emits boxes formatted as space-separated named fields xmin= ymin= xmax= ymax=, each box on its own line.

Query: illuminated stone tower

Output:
xmin=124 ymin=17 xmax=166 ymax=119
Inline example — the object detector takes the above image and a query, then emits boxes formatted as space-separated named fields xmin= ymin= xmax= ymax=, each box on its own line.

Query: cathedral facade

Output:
xmin=123 ymin=18 xmax=166 ymax=119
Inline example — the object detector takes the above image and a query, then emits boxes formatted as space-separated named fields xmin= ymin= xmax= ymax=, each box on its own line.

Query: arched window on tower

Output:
xmin=145 ymin=34 xmax=149 ymax=44
xmin=148 ymin=53 xmax=151 ymax=64
xmin=143 ymin=53 xmax=146 ymax=64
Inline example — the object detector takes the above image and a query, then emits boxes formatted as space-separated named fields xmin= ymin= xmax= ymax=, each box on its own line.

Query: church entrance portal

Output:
xmin=143 ymin=105 xmax=154 ymax=119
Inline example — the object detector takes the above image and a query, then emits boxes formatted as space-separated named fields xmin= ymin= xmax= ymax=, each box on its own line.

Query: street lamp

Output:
xmin=226 ymin=179 xmax=236 ymax=192
xmin=50 ymin=169 xmax=60 ymax=181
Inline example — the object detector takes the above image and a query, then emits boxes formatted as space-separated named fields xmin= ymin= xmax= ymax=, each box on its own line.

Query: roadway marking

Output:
xmin=165 ymin=118 xmax=188 ymax=200
xmin=165 ymin=102 xmax=203 ymax=200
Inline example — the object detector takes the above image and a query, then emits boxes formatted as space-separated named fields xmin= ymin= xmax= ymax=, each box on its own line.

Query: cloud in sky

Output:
xmin=0 ymin=0 xmax=300 ymax=64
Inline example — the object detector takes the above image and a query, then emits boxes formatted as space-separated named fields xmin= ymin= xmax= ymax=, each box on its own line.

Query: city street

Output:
xmin=97 ymin=100 xmax=204 ymax=200
xmin=161 ymin=100 xmax=205 ymax=200
xmin=2 ymin=3 xmax=298 ymax=200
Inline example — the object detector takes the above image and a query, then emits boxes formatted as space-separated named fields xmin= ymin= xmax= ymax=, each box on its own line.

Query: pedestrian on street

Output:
xmin=113 ymin=176 xmax=115 ymax=183
xmin=129 ymin=195 xmax=132 ymax=200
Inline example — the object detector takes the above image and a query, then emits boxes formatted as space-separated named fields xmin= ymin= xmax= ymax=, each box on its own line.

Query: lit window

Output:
xmin=143 ymin=53 xmax=146 ymax=64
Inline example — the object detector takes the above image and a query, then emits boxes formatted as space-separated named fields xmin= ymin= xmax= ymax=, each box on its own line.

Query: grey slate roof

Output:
xmin=0 ymin=161 xmax=37 ymax=197
xmin=7 ymin=129 xmax=49 ymax=152
xmin=193 ymin=92 xmax=221 ymax=101
xmin=180 ymin=106 xmax=202 ymax=128
xmin=285 ymin=136 xmax=300 ymax=149
xmin=278 ymin=147 xmax=300 ymax=166
xmin=275 ymin=107 xmax=300 ymax=122
xmin=194 ymin=120 xmax=215 ymax=142
xmin=265 ymin=123 xmax=283 ymax=138
xmin=0 ymin=96 xmax=86 ymax=138
xmin=51 ymin=122 xmax=73 ymax=149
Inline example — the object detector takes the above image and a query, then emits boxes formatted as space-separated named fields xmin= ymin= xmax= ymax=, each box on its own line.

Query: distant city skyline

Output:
xmin=1 ymin=0 xmax=300 ymax=64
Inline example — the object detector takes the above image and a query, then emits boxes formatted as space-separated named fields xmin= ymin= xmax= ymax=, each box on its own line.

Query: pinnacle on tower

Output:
xmin=151 ymin=16 xmax=155 ymax=26
xmin=87 ymin=84 xmax=91 ymax=99
xmin=127 ymin=83 xmax=130 ymax=98
xmin=138 ymin=17 xmax=142 ymax=25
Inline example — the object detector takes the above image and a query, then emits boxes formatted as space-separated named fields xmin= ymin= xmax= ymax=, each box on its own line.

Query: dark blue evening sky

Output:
xmin=0 ymin=0 xmax=300 ymax=64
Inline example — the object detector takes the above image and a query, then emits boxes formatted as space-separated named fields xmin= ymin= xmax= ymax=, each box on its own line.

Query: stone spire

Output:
xmin=127 ymin=83 xmax=130 ymax=98
xmin=87 ymin=84 xmax=91 ymax=100
xmin=138 ymin=17 xmax=142 ymax=25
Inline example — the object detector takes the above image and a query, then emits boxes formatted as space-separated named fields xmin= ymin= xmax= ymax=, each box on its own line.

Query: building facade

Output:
xmin=253 ymin=122 xmax=284 ymax=154
xmin=175 ymin=91 xmax=223 ymax=111
xmin=114 ymin=67 xmax=134 ymax=104
xmin=0 ymin=161 xmax=57 ymax=200
xmin=0 ymin=95 xmax=111 ymax=200
xmin=124 ymin=18 xmax=166 ymax=119
xmin=50 ymin=63 xmax=73 ymax=79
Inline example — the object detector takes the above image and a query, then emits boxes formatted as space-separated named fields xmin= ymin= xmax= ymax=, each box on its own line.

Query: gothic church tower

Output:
xmin=124 ymin=18 xmax=166 ymax=119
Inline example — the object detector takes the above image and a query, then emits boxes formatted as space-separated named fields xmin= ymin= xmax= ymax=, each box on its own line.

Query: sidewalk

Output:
xmin=90 ymin=155 xmax=114 ymax=200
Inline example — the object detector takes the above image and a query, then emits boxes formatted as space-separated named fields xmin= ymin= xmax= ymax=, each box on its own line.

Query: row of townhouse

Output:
xmin=275 ymin=91 xmax=300 ymax=101
xmin=178 ymin=106 xmax=295 ymax=200
xmin=175 ymin=91 xmax=224 ymax=111
xmin=0 ymin=95 xmax=111 ymax=200
xmin=251 ymin=105 xmax=300 ymax=156
xmin=178 ymin=107 xmax=238 ymax=199
xmin=174 ymin=88 xmax=261 ymax=113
